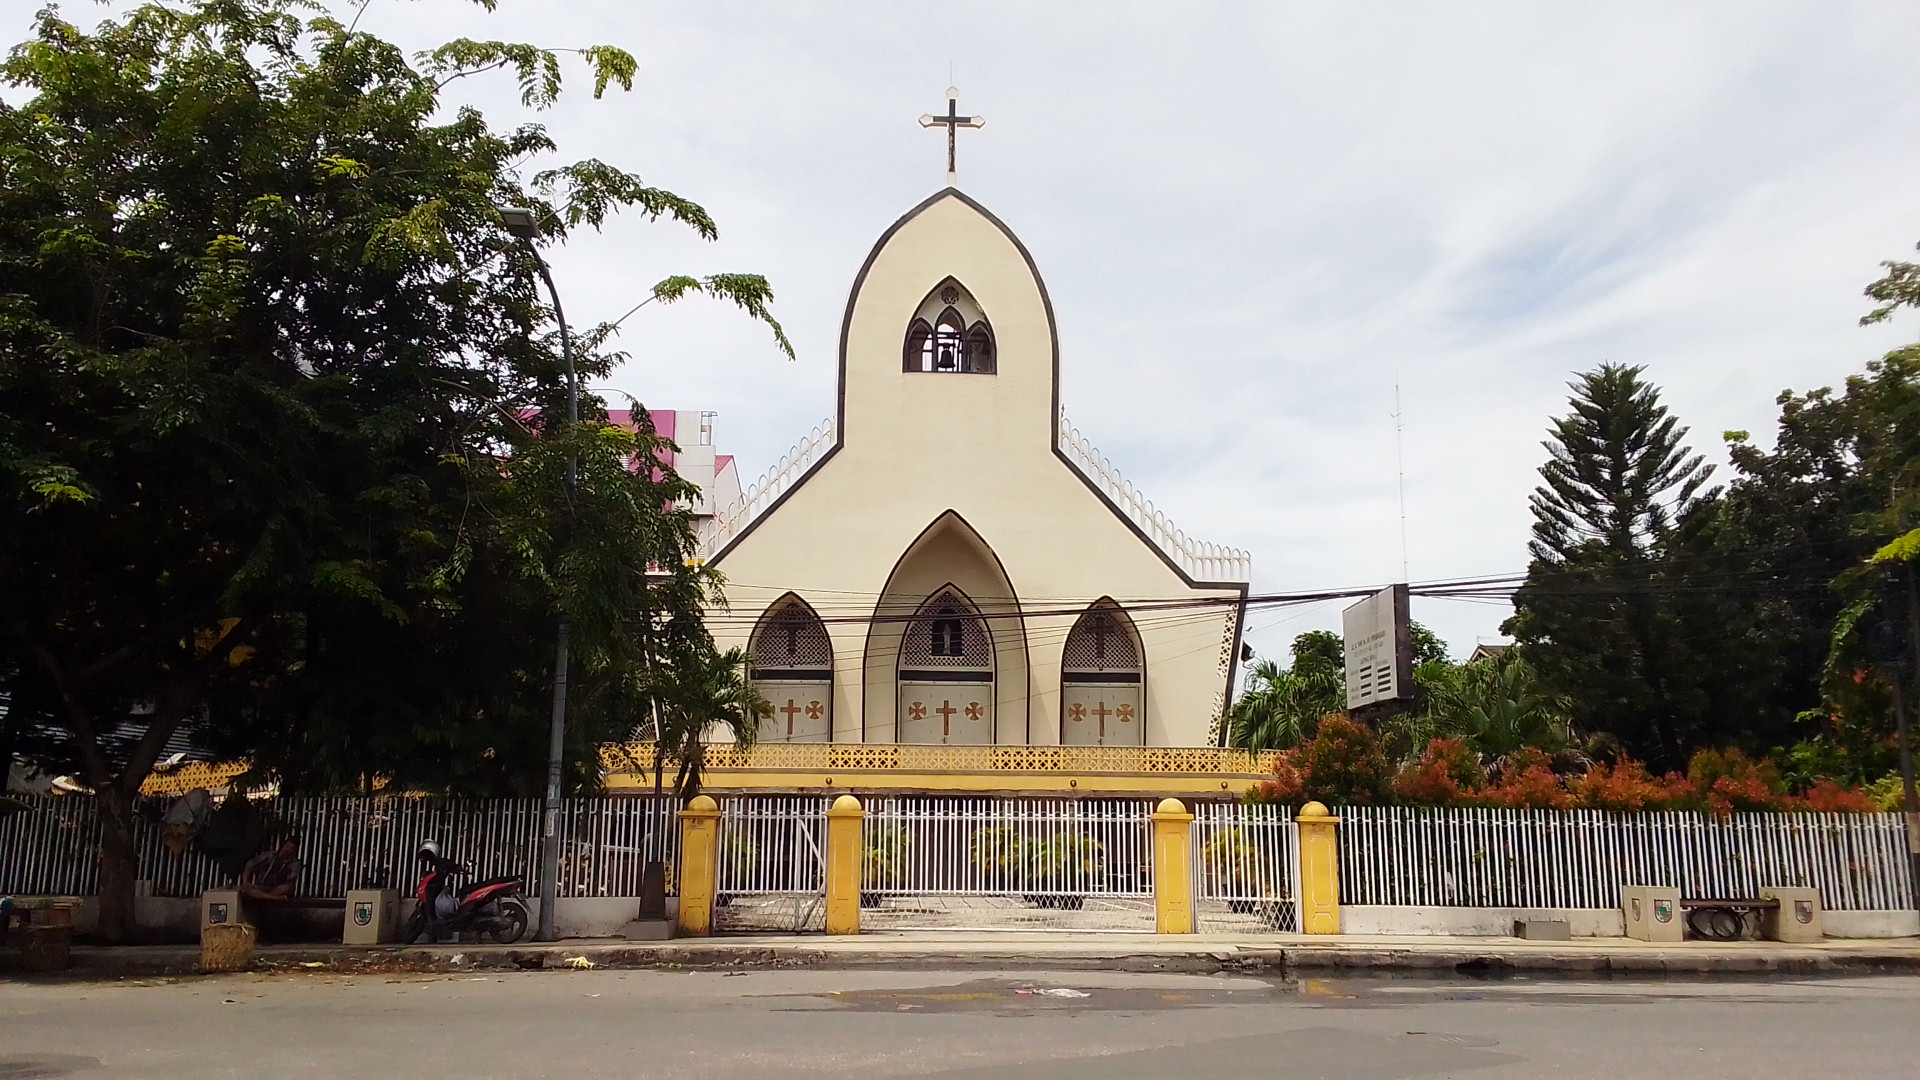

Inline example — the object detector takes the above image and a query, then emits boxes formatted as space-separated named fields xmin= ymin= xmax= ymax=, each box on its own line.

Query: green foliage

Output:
xmin=1409 ymin=623 xmax=1450 ymax=666
xmin=1225 ymin=657 xmax=1340 ymax=752
xmin=1506 ymin=364 xmax=1731 ymax=769
xmin=0 ymin=0 xmax=786 ymax=935
xmin=1293 ymin=714 xmax=1391 ymax=805
xmin=1290 ymin=630 xmax=1344 ymax=677
xmin=643 ymin=645 xmax=771 ymax=800
xmin=617 ymin=273 xmax=794 ymax=359
xmin=1415 ymin=650 xmax=1573 ymax=761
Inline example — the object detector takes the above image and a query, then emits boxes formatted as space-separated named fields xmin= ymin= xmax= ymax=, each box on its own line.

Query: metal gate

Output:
xmin=859 ymin=796 xmax=1158 ymax=931
xmin=1191 ymin=802 xmax=1300 ymax=932
xmin=713 ymin=795 xmax=829 ymax=932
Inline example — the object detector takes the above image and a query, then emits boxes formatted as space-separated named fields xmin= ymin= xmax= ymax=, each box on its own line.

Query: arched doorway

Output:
xmin=1060 ymin=601 xmax=1144 ymax=746
xmin=748 ymin=595 xmax=832 ymax=742
xmin=864 ymin=511 xmax=1028 ymax=743
xmin=897 ymin=586 xmax=994 ymax=745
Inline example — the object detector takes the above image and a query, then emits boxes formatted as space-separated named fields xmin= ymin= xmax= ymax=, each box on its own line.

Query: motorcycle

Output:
xmin=402 ymin=849 xmax=531 ymax=945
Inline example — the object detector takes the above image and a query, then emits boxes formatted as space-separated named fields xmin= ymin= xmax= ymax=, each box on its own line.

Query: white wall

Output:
xmin=1341 ymin=905 xmax=1920 ymax=939
xmin=1342 ymin=906 xmax=1626 ymax=937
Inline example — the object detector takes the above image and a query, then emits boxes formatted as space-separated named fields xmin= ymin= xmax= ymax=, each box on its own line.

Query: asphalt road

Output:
xmin=3 ymin=967 xmax=1916 ymax=1079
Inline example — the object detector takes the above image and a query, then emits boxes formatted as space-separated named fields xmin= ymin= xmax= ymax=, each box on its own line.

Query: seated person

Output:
xmin=239 ymin=836 xmax=302 ymax=902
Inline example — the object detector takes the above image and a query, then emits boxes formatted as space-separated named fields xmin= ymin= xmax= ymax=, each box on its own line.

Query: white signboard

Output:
xmin=1343 ymin=584 xmax=1411 ymax=710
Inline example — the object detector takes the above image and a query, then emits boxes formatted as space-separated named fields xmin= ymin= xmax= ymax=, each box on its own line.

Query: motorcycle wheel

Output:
xmin=486 ymin=897 xmax=531 ymax=945
xmin=401 ymin=906 xmax=428 ymax=945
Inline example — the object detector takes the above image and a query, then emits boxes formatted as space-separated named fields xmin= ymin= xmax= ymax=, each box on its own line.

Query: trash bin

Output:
xmin=343 ymin=889 xmax=400 ymax=945
xmin=1759 ymin=887 xmax=1822 ymax=943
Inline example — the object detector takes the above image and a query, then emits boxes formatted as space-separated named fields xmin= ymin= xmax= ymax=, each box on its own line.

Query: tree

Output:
xmin=1505 ymin=364 xmax=1717 ymax=769
xmin=1227 ymin=658 xmax=1341 ymax=751
xmin=1417 ymin=650 xmax=1573 ymax=761
xmin=0 ymin=1 xmax=785 ymax=938
xmin=1230 ymin=623 xmax=1450 ymax=752
xmin=649 ymin=645 xmax=771 ymax=800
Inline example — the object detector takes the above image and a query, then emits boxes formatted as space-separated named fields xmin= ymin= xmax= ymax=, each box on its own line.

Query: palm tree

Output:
xmin=651 ymin=645 xmax=771 ymax=801
xmin=1420 ymin=651 xmax=1574 ymax=761
xmin=1227 ymin=659 xmax=1343 ymax=751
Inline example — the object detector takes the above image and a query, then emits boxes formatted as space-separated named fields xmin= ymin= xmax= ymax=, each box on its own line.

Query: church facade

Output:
xmin=702 ymin=189 xmax=1250 ymax=748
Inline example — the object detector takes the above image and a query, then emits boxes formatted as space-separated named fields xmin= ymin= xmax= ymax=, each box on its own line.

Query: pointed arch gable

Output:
xmin=863 ymin=510 xmax=1030 ymax=743
xmin=840 ymin=189 xmax=1055 ymax=425
xmin=898 ymin=583 xmax=993 ymax=676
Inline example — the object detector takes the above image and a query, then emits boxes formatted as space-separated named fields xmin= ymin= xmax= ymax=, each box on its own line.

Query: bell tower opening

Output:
xmin=902 ymin=277 xmax=995 ymax=374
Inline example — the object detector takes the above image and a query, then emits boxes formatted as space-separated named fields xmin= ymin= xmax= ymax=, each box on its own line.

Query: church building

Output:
xmin=702 ymin=163 xmax=1251 ymax=748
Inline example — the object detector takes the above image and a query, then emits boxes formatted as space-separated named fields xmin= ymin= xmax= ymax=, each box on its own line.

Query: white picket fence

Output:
xmin=0 ymin=795 xmax=678 ymax=899
xmin=1340 ymin=807 xmax=1915 ymax=910
xmin=859 ymin=797 xmax=1159 ymax=931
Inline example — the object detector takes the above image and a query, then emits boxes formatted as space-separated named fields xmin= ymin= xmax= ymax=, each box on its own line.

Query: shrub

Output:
xmin=1483 ymin=757 xmax=1571 ymax=810
xmin=1296 ymin=714 xmax=1391 ymax=806
xmin=1803 ymin=779 xmax=1879 ymax=814
xmin=1391 ymin=739 xmax=1487 ymax=807
xmin=1568 ymin=755 xmax=1693 ymax=812
xmin=1866 ymin=773 xmax=1911 ymax=812
xmin=1688 ymin=748 xmax=1789 ymax=815
xmin=1244 ymin=751 xmax=1304 ymax=805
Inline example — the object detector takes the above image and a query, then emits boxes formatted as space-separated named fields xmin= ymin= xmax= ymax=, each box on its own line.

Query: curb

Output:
xmin=44 ymin=940 xmax=1920 ymax=980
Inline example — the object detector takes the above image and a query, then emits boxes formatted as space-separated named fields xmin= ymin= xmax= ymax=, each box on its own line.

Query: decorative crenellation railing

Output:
xmin=601 ymin=742 xmax=1279 ymax=777
xmin=1056 ymin=410 xmax=1252 ymax=583
xmin=699 ymin=417 xmax=836 ymax=557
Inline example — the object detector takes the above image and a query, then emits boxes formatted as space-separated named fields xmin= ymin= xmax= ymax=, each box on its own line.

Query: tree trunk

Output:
xmin=95 ymin=784 xmax=140 ymax=943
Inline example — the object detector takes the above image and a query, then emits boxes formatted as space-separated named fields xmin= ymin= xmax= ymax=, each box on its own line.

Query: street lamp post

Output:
xmin=502 ymin=206 xmax=575 ymax=943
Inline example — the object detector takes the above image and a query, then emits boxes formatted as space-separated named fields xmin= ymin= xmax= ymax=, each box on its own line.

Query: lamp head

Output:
xmin=498 ymin=206 xmax=539 ymax=239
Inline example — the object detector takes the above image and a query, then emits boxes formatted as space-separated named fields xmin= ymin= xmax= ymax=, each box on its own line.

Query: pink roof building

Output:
xmin=605 ymin=409 xmax=743 ymax=538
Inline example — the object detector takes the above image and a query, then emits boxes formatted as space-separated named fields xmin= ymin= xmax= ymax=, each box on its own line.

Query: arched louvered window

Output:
xmin=898 ymin=586 xmax=994 ymax=744
xmin=749 ymin=596 xmax=832 ymax=742
xmin=1060 ymin=602 xmax=1144 ymax=746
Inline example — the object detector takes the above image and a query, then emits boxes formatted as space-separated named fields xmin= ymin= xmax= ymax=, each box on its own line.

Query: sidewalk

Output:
xmin=45 ymin=932 xmax=1920 ymax=979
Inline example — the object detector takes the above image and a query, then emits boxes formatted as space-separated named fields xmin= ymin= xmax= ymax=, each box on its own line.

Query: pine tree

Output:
xmin=1506 ymin=364 xmax=1714 ymax=769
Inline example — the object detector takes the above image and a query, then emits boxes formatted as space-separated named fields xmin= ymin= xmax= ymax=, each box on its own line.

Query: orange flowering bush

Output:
xmin=1294 ymin=714 xmax=1392 ymax=805
xmin=1567 ymin=755 xmax=1696 ymax=812
xmin=1390 ymin=739 xmax=1487 ymax=807
xmin=1688 ymin=748 xmax=1790 ymax=815
xmin=1241 ymin=722 xmax=1881 ymax=815
xmin=1803 ymin=779 xmax=1880 ymax=813
xmin=1244 ymin=751 xmax=1304 ymax=805
xmin=1482 ymin=748 xmax=1572 ymax=810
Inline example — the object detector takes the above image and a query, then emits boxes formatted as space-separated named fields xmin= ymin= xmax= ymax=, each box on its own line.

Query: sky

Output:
xmin=31 ymin=1 xmax=1920 ymax=669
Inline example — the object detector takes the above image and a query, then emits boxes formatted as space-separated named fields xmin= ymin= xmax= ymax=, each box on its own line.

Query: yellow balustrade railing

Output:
xmin=600 ymin=742 xmax=1279 ymax=796
xmin=600 ymin=742 xmax=1276 ymax=776
xmin=139 ymin=744 xmax=1280 ymax=799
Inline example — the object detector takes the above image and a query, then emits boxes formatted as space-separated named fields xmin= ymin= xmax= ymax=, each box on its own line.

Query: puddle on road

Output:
xmin=796 ymin=978 xmax=1282 ymax=1014
xmin=781 ymin=971 xmax=1849 ymax=1015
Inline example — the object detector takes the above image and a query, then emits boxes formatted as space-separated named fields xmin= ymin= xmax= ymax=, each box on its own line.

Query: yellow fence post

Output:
xmin=675 ymin=795 xmax=721 ymax=937
xmin=825 ymin=794 xmax=864 ymax=935
xmin=1151 ymin=797 xmax=1195 ymax=934
xmin=1296 ymin=800 xmax=1341 ymax=934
